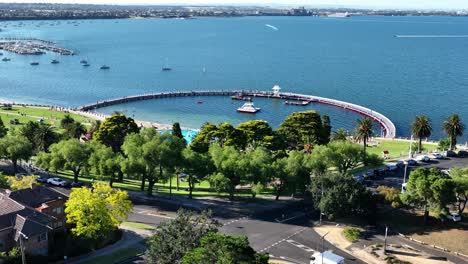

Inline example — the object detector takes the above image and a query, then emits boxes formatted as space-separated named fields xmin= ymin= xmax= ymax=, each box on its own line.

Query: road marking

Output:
xmin=223 ymin=216 xmax=248 ymax=226
xmin=259 ymin=227 xmax=308 ymax=252
xmin=286 ymin=239 xmax=315 ymax=252
xmin=136 ymin=210 xmax=174 ymax=219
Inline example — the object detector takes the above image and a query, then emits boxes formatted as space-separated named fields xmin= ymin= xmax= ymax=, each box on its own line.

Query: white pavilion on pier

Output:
xmin=272 ymin=85 xmax=281 ymax=97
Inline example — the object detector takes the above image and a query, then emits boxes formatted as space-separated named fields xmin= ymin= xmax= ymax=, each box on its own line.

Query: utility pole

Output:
xmin=19 ymin=232 xmax=28 ymax=264
xmin=383 ymin=226 xmax=388 ymax=254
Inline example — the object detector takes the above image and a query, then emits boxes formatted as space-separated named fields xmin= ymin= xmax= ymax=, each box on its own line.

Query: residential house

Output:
xmin=0 ymin=185 xmax=68 ymax=255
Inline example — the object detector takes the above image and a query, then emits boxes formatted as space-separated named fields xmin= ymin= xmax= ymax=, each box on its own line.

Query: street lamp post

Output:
xmin=19 ymin=232 xmax=28 ymax=264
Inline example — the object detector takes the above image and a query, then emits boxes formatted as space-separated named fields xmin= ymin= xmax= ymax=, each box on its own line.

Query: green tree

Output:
xmin=0 ymin=117 xmax=7 ymax=138
xmin=443 ymin=114 xmax=465 ymax=150
xmin=190 ymin=122 xmax=218 ymax=153
xmin=354 ymin=117 xmax=374 ymax=165
xmin=121 ymin=130 xmax=149 ymax=192
xmin=331 ymin=128 xmax=348 ymax=141
xmin=145 ymin=209 xmax=220 ymax=264
xmin=20 ymin=121 xmax=60 ymax=152
xmin=310 ymin=174 xmax=376 ymax=221
xmin=278 ymin=110 xmax=326 ymax=150
xmin=377 ymin=186 xmax=403 ymax=208
xmin=244 ymin=147 xmax=273 ymax=198
xmin=0 ymin=173 xmax=9 ymax=188
xmin=450 ymin=167 xmax=468 ymax=215
xmin=36 ymin=139 xmax=91 ymax=183
xmin=209 ymin=145 xmax=246 ymax=200
xmin=181 ymin=148 xmax=214 ymax=199
xmin=88 ymin=142 xmax=122 ymax=187
xmin=237 ymin=120 xmax=273 ymax=148
xmin=181 ymin=232 xmax=268 ymax=264
xmin=60 ymin=114 xmax=75 ymax=129
xmin=64 ymin=121 xmax=87 ymax=139
xmin=0 ymin=135 xmax=33 ymax=173
xmin=438 ymin=137 xmax=451 ymax=150
xmin=321 ymin=115 xmax=332 ymax=144
xmin=65 ymin=182 xmax=132 ymax=239
xmin=122 ymin=129 xmax=185 ymax=196
xmin=311 ymin=141 xmax=366 ymax=175
xmin=411 ymin=115 xmax=432 ymax=153
xmin=6 ymin=175 xmax=36 ymax=190
xmin=94 ymin=114 xmax=139 ymax=152
xmin=402 ymin=168 xmax=455 ymax=225
xmin=172 ymin=122 xmax=184 ymax=139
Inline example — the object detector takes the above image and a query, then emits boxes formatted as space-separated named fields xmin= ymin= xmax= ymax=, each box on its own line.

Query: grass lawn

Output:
xmin=366 ymin=139 xmax=438 ymax=159
xmin=121 ymin=222 xmax=155 ymax=230
xmin=0 ymin=105 xmax=93 ymax=129
xmin=56 ymin=170 xmax=276 ymax=198
xmin=81 ymin=246 xmax=143 ymax=264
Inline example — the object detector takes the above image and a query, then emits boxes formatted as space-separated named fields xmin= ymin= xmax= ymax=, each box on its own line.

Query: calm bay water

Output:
xmin=0 ymin=16 xmax=467 ymax=141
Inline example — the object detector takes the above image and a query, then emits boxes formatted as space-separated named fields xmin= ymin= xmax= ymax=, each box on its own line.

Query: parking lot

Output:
xmin=360 ymin=155 xmax=468 ymax=191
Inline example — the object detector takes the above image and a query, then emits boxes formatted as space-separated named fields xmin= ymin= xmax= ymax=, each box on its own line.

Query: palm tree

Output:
xmin=354 ymin=117 xmax=374 ymax=165
xmin=411 ymin=115 xmax=432 ymax=153
xmin=331 ymin=128 xmax=348 ymax=141
xmin=443 ymin=114 xmax=465 ymax=150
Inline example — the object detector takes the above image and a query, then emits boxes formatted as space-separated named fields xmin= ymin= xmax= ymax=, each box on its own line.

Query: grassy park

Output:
xmin=55 ymin=170 xmax=276 ymax=198
xmin=366 ymin=138 xmax=438 ymax=159
xmin=0 ymin=105 xmax=93 ymax=129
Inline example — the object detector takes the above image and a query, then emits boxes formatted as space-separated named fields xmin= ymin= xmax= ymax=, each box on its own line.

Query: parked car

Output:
xmin=405 ymin=159 xmax=418 ymax=166
xmin=444 ymin=150 xmax=457 ymax=157
xmin=432 ymin=153 xmax=444 ymax=159
xmin=458 ymin=150 xmax=468 ymax=157
xmin=46 ymin=177 xmax=68 ymax=187
xmin=446 ymin=212 xmax=462 ymax=222
xmin=35 ymin=175 xmax=48 ymax=183
xmin=385 ymin=164 xmax=398 ymax=171
xmin=416 ymin=155 xmax=430 ymax=162
xmin=395 ymin=161 xmax=405 ymax=168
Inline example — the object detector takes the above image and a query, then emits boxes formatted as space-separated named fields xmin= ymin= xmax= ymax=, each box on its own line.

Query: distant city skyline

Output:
xmin=1 ymin=0 xmax=468 ymax=10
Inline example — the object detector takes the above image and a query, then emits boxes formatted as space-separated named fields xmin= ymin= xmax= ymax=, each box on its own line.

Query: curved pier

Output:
xmin=79 ymin=90 xmax=396 ymax=138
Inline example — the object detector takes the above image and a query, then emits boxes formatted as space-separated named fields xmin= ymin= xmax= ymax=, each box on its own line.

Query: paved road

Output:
xmin=129 ymin=202 xmax=363 ymax=264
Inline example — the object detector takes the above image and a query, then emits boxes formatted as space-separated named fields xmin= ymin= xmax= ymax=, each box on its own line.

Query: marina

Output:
xmin=0 ymin=40 xmax=74 ymax=55
xmin=79 ymin=88 xmax=397 ymax=138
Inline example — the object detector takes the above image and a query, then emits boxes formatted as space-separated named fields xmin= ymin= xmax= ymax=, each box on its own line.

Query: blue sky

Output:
xmin=1 ymin=0 xmax=467 ymax=10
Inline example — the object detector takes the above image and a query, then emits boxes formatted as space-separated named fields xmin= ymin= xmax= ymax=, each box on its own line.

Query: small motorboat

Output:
xmin=197 ymin=100 xmax=204 ymax=104
xmin=30 ymin=62 xmax=39 ymax=66
xmin=100 ymin=65 xmax=110 ymax=70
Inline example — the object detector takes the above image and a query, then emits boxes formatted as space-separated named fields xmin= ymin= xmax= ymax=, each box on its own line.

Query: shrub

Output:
xmin=343 ymin=227 xmax=361 ymax=242
xmin=377 ymin=186 xmax=403 ymax=208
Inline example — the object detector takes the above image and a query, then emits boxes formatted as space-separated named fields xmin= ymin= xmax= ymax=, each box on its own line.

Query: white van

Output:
xmin=310 ymin=250 xmax=345 ymax=264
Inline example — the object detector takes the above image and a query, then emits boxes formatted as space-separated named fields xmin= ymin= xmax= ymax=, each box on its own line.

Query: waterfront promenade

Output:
xmin=79 ymin=90 xmax=397 ymax=138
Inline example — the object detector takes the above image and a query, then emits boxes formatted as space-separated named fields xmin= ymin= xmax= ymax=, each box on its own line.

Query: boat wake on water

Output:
xmin=395 ymin=35 xmax=468 ymax=38
xmin=265 ymin=24 xmax=279 ymax=31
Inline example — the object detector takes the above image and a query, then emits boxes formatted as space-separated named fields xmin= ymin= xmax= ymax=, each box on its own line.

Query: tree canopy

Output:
xmin=411 ymin=115 xmax=432 ymax=153
xmin=402 ymin=168 xmax=455 ymax=224
xmin=36 ymin=139 xmax=91 ymax=183
xmin=20 ymin=121 xmax=60 ymax=152
xmin=145 ymin=209 xmax=220 ymax=264
xmin=443 ymin=114 xmax=465 ymax=150
xmin=181 ymin=232 xmax=268 ymax=264
xmin=0 ymin=117 xmax=7 ymax=138
xmin=94 ymin=114 xmax=139 ymax=152
xmin=278 ymin=110 xmax=327 ymax=149
xmin=311 ymin=174 xmax=376 ymax=221
xmin=0 ymin=135 xmax=33 ymax=173
xmin=65 ymin=182 xmax=132 ymax=239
